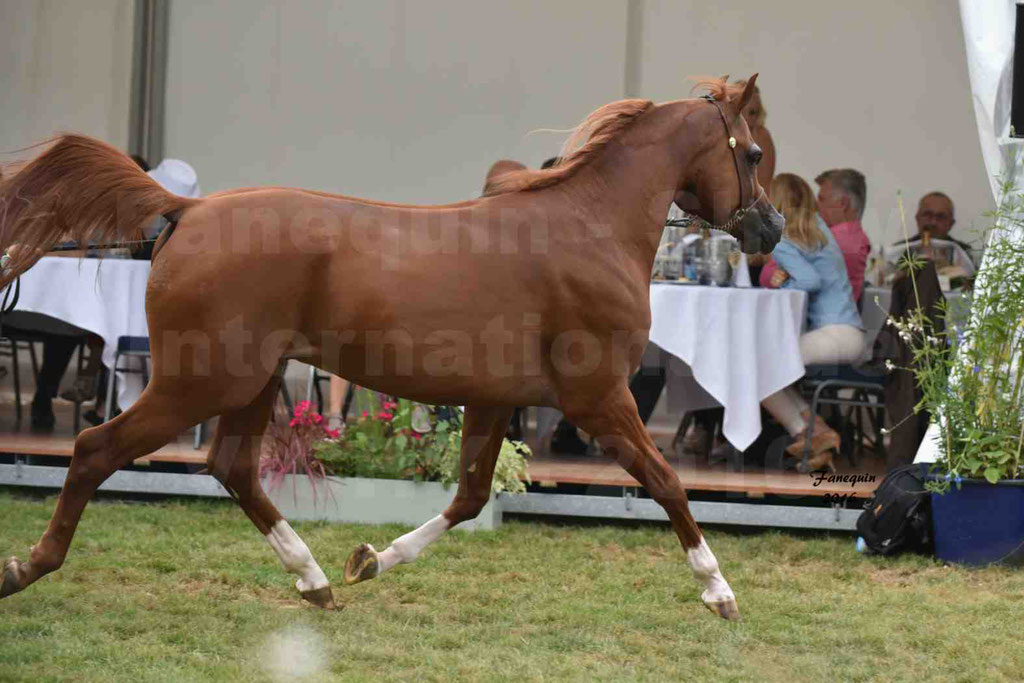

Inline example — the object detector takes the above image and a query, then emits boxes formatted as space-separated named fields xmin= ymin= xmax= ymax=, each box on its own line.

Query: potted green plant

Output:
xmin=888 ymin=186 xmax=1024 ymax=565
xmin=260 ymin=395 xmax=530 ymax=530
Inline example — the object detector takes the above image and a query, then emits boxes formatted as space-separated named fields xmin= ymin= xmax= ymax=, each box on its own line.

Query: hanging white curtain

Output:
xmin=915 ymin=0 xmax=1022 ymax=463
xmin=960 ymin=0 xmax=1019 ymax=201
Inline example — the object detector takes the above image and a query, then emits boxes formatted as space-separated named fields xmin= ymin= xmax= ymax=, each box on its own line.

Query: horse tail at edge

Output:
xmin=0 ymin=133 xmax=201 ymax=287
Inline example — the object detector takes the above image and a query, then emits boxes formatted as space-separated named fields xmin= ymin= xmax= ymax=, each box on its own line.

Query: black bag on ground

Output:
xmin=856 ymin=463 xmax=934 ymax=555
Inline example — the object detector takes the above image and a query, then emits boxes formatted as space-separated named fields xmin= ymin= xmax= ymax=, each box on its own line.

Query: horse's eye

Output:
xmin=748 ymin=144 xmax=763 ymax=167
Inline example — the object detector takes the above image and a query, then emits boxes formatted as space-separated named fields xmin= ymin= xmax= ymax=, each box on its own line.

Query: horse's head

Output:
xmin=674 ymin=74 xmax=783 ymax=254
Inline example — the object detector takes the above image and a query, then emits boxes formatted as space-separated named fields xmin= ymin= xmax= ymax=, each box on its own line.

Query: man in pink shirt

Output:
xmin=814 ymin=168 xmax=871 ymax=302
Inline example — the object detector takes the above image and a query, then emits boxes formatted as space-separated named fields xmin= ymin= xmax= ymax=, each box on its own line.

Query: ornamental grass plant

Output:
xmin=259 ymin=400 xmax=341 ymax=495
xmin=886 ymin=184 xmax=1024 ymax=491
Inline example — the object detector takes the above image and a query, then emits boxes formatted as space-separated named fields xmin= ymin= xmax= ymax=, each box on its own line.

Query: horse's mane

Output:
xmin=691 ymin=76 xmax=745 ymax=103
xmin=483 ymin=76 xmax=746 ymax=197
xmin=483 ymin=99 xmax=654 ymax=196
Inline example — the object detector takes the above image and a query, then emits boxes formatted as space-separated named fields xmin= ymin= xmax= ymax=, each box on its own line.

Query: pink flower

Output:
xmin=289 ymin=417 xmax=299 ymax=427
xmin=361 ymin=411 xmax=369 ymax=419
xmin=294 ymin=400 xmax=312 ymax=419
xmin=324 ymin=428 xmax=341 ymax=439
xmin=377 ymin=411 xmax=393 ymax=420
xmin=312 ymin=414 xmax=323 ymax=424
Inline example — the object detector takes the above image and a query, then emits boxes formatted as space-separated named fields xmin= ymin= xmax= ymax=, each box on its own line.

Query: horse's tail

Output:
xmin=0 ymin=133 xmax=200 ymax=286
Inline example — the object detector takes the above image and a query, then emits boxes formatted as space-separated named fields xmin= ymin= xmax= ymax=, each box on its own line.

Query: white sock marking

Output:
xmin=686 ymin=535 xmax=735 ymax=605
xmin=265 ymin=520 xmax=330 ymax=593
xmin=377 ymin=515 xmax=451 ymax=573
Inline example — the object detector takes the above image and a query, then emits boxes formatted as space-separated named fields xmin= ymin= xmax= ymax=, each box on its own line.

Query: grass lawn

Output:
xmin=1 ymin=490 xmax=1023 ymax=682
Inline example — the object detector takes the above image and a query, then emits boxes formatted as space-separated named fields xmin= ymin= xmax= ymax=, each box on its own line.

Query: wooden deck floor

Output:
xmin=0 ymin=401 xmax=884 ymax=499
xmin=0 ymin=400 xmax=210 ymax=464
xmin=526 ymin=453 xmax=883 ymax=498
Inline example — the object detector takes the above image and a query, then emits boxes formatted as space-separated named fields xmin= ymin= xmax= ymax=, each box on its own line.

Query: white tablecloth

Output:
xmin=649 ymin=283 xmax=807 ymax=451
xmin=11 ymin=257 xmax=151 ymax=408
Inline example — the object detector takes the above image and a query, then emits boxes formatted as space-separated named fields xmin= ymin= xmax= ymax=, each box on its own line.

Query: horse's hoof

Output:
xmin=1 ymin=557 xmax=25 ymax=599
xmin=703 ymin=596 xmax=741 ymax=621
xmin=344 ymin=543 xmax=380 ymax=585
xmin=300 ymin=585 xmax=339 ymax=610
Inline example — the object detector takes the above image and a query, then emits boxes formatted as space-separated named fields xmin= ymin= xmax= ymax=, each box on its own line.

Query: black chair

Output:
xmin=278 ymin=364 xmax=356 ymax=422
xmin=0 ymin=335 xmax=39 ymax=424
xmin=307 ymin=364 xmax=357 ymax=419
xmin=104 ymin=336 xmax=204 ymax=448
xmin=304 ymin=365 xmax=331 ymax=414
xmin=0 ymin=329 xmax=92 ymax=428
xmin=798 ymin=363 xmax=886 ymax=468
xmin=64 ymin=338 xmax=103 ymax=434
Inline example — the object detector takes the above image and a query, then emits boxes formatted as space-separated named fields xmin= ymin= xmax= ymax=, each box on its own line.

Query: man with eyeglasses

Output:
xmin=894 ymin=192 xmax=975 ymax=267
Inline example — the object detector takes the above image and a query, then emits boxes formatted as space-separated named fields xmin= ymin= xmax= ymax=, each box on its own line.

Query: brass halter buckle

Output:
xmin=675 ymin=95 xmax=760 ymax=235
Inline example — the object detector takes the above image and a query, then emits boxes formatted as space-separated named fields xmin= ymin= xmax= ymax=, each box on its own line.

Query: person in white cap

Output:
xmin=130 ymin=158 xmax=201 ymax=259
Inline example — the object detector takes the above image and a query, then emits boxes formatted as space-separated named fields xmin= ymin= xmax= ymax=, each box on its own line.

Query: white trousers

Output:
xmin=761 ymin=324 xmax=866 ymax=436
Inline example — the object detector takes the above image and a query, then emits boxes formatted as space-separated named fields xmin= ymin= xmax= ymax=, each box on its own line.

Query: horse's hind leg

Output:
xmin=1 ymin=393 xmax=202 ymax=599
xmin=207 ymin=374 xmax=335 ymax=609
xmin=344 ymin=406 xmax=513 ymax=584
xmin=561 ymin=384 xmax=739 ymax=620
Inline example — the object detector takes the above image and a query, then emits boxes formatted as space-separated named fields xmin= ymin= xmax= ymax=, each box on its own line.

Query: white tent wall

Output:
xmin=0 ymin=0 xmax=135 ymax=155
xmin=0 ymin=1 xmax=995 ymax=250
xmin=162 ymin=1 xmax=629 ymax=202
xmin=639 ymin=0 xmax=993 ymax=250
xmin=162 ymin=1 xmax=992 ymax=250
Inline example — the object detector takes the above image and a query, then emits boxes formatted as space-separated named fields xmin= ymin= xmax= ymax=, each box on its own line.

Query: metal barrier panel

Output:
xmin=1 ymin=465 xmax=860 ymax=530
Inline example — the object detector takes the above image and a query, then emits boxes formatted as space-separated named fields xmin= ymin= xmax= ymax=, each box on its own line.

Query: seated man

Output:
xmin=815 ymin=168 xmax=871 ymax=303
xmin=892 ymin=191 xmax=975 ymax=267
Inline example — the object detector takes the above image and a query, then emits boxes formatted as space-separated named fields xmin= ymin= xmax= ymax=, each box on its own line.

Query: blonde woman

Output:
xmin=760 ymin=174 xmax=865 ymax=472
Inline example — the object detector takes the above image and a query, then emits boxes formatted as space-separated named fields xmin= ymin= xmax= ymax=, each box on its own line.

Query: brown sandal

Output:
xmin=59 ymin=375 xmax=97 ymax=403
xmin=787 ymin=415 xmax=839 ymax=473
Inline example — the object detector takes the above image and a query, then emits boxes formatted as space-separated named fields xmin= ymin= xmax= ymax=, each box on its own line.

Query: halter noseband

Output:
xmin=679 ymin=94 xmax=764 ymax=235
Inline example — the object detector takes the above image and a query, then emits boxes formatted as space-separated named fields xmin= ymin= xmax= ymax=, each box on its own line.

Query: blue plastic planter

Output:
xmin=931 ymin=479 xmax=1024 ymax=566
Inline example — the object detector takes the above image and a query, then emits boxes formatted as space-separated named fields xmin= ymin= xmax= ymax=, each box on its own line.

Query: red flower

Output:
xmin=377 ymin=411 xmax=393 ymax=420
xmin=312 ymin=414 xmax=323 ymax=424
xmin=289 ymin=417 xmax=299 ymax=427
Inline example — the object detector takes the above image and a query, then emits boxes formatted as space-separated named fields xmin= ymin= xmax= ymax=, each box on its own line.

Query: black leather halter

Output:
xmin=682 ymin=95 xmax=765 ymax=234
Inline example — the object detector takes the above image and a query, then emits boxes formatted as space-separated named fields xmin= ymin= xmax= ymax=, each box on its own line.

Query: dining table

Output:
xmin=535 ymin=282 xmax=808 ymax=453
xmin=649 ymin=282 xmax=808 ymax=451
xmin=6 ymin=256 xmax=151 ymax=411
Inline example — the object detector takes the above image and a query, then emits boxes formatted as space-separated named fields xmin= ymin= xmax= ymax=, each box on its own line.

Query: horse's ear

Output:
xmin=736 ymin=74 xmax=758 ymax=112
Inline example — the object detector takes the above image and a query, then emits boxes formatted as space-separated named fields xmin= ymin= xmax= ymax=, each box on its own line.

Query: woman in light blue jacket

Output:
xmin=760 ymin=174 xmax=865 ymax=472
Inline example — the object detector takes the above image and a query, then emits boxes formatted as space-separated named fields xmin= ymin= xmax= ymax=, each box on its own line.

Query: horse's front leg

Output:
xmin=344 ymin=406 xmax=513 ymax=584
xmin=208 ymin=375 xmax=336 ymax=609
xmin=560 ymin=383 xmax=739 ymax=620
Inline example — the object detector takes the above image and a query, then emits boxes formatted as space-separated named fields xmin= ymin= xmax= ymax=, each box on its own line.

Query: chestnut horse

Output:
xmin=0 ymin=76 xmax=780 ymax=620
